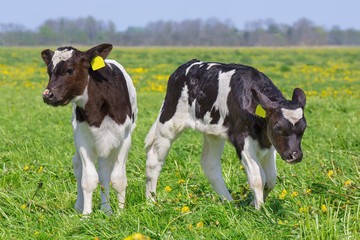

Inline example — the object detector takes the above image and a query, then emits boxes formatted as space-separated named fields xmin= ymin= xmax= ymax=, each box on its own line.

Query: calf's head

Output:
xmin=253 ymin=88 xmax=307 ymax=164
xmin=41 ymin=43 xmax=113 ymax=106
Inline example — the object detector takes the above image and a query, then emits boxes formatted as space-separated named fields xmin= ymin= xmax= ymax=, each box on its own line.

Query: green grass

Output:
xmin=0 ymin=47 xmax=360 ymax=239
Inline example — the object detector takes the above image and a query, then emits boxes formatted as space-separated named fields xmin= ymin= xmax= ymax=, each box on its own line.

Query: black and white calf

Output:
xmin=41 ymin=44 xmax=137 ymax=214
xmin=145 ymin=59 xmax=306 ymax=209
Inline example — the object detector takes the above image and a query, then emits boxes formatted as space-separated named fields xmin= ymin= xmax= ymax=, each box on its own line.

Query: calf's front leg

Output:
xmin=238 ymin=137 xmax=266 ymax=210
xmin=72 ymin=151 xmax=83 ymax=212
xmin=259 ymin=147 xmax=277 ymax=201
xmin=73 ymin=134 xmax=98 ymax=215
xmin=79 ymin=146 xmax=98 ymax=214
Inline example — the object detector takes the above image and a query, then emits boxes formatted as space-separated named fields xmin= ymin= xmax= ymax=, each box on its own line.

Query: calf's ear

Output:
xmin=41 ymin=49 xmax=54 ymax=66
xmin=251 ymin=88 xmax=278 ymax=111
xmin=86 ymin=43 xmax=113 ymax=60
xmin=292 ymin=88 xmax=306 ymax=109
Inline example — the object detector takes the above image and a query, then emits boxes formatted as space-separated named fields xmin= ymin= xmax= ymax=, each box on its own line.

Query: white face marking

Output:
xmin=185 ymin=62 xmax=203 ymax=75
xmin=52 ymin=49 xmax=74 ymax=69
xmin=281 ymin=108 xmax=303 ymax=125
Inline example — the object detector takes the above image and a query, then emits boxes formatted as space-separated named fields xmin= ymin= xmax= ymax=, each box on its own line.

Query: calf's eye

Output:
xmin=67 ymin=69 xmax=74 ymax=75
xmin=273 ymin=124 xmax=282 ymax=133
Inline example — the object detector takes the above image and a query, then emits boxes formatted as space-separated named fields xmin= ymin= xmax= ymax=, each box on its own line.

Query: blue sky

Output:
xmin=1 ymin=0 xmax=359 ymax=31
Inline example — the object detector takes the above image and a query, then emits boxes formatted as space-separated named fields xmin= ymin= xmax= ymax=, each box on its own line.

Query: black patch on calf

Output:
xmin=188 ymin=63 xmax=219 ymax=120
xmin=210 ymin=108 xmax=220 ymax=124
xmin=76 ymin=63 xmax=132 ymax=127
xmin=159 ymin=59 xmax=199 ymax=123
xmin=160 ymin=60 xmax=222 ymax=123
xmin=76 ymin=107 xmax=86 ymax=122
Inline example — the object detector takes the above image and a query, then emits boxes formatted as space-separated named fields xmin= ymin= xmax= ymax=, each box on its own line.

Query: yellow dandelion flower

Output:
xmin=344 ymin=180 xmax=352 ymax=186
xmin=38 ymin=166 xmax=43 ymax=174
xmin=306 ymin=189 xmax=311 ymax=194
xmin=181 ymin=206 xmax=190 ymax=213
xmin=279 ymin=189 xmax=288 ymax=199
xmin=327 ymin=170 xmax=334 ymax=177
xmin=21 ymin=204 xmax=26 ymax=209
xmin=132 ymin=233 xmax=147 ymax=240
xmin=239 ymin=166 xmax=244 ymax=170
xmin=321 ymin=204 xmax=327 ymax=213
xmin=34 ymin=232 xmax=39 ymax=235
xmin=196 ymin=222 xmax=204 ymax=228
xmin=278 ymin=220 xmax=283 ymax=224
xmin=24 ymin=166 xmax=29 ymax=170
xmin=123 ymin=233 xmax=148 ymax=240
xmin=188 ymin=224 xmax=192 ymax=231
xmin=177 ymin=179 xmax=185 ymax=184
xmin=164 ymin=186 xmax=172 ymax=192
xmin=299 ymin=206 xmax=307 ymax=213
xmin=291 ymin=191 xmax=298 ymax=198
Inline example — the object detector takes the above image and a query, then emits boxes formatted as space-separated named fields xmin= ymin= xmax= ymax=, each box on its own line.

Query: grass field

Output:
xmin=0 ymin=47 xmax=360 ymax=239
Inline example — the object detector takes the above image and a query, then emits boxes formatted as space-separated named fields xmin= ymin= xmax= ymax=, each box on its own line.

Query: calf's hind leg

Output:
xmin=145 ymin=121 xmax=185 ymax=200
xmin=97 ymin=133 xmax=132 ymax=213
xmin=201 ymin=134 xmax=234 ymax=201
xmin=110 ymin=134 xmax=132 ymax=210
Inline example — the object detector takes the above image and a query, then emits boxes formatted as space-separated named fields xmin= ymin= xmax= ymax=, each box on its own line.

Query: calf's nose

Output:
xmin=42 ymin=89 xmax=55 ymax=102
xmin=285 ymin=151 xmax=303 ymax=164
xmin=43 ymin=89 xmax=53 ymax=98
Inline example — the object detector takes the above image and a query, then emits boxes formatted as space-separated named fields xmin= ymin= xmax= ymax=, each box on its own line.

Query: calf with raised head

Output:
xmin=145 ymin=59 xmax=306 ymax=209
xmin=41 ymin=44 xmax=137 ymax=214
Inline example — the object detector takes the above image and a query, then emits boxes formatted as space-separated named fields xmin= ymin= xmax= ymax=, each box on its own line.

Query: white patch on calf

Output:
xmin=72 ymin=83 xmax=89 ymax=108
xmin=207 ymin=63 xmax=220 ymax=70
xmin=281 ymin=108 xmax=303 ymax=125
xmin=52 ymin=49 xmax=74 ymax=69
xmin=90 ymin=116 xmax=132 ymax=157
xmin=185 ymin=61 xmax=203 ymax=75
xmin=212 ymin=70 xmax=235 ymax=122
xmin=159 ymin=84 xmax=192 ymax=139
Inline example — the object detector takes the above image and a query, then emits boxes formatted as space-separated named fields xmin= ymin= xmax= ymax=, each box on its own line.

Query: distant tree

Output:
xmin=0 ymin=16 xmax=360 ymax=46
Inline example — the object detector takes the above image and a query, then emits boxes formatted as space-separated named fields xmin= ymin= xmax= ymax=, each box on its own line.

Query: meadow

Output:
xmin=0 ymin=47 xmax=359 ymax=239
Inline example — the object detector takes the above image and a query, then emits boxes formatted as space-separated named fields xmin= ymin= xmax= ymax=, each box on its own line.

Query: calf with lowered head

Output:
xmin=41 ymin=44 xmax=137 ymax=214
xmin=145 ymin=59 xmax=307 ymax=209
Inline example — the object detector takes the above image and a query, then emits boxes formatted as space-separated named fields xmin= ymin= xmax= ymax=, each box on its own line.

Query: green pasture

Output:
xmin=0 ymin=47 xmax=360 ymax=239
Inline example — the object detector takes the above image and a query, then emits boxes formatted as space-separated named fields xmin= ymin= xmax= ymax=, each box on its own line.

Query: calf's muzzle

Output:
xmin=283 ymin=150 xmax=303 ymax=164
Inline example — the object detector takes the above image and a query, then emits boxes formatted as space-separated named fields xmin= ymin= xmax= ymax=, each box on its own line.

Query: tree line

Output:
xmin=1 ymin=16 xmax=359 ymax=46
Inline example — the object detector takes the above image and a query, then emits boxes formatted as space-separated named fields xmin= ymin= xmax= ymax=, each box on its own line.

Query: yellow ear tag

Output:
xmin=91 ymin=56 xmax=105 ymax=71
xmin=255 ymin=105 xmax=266 ymax=118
